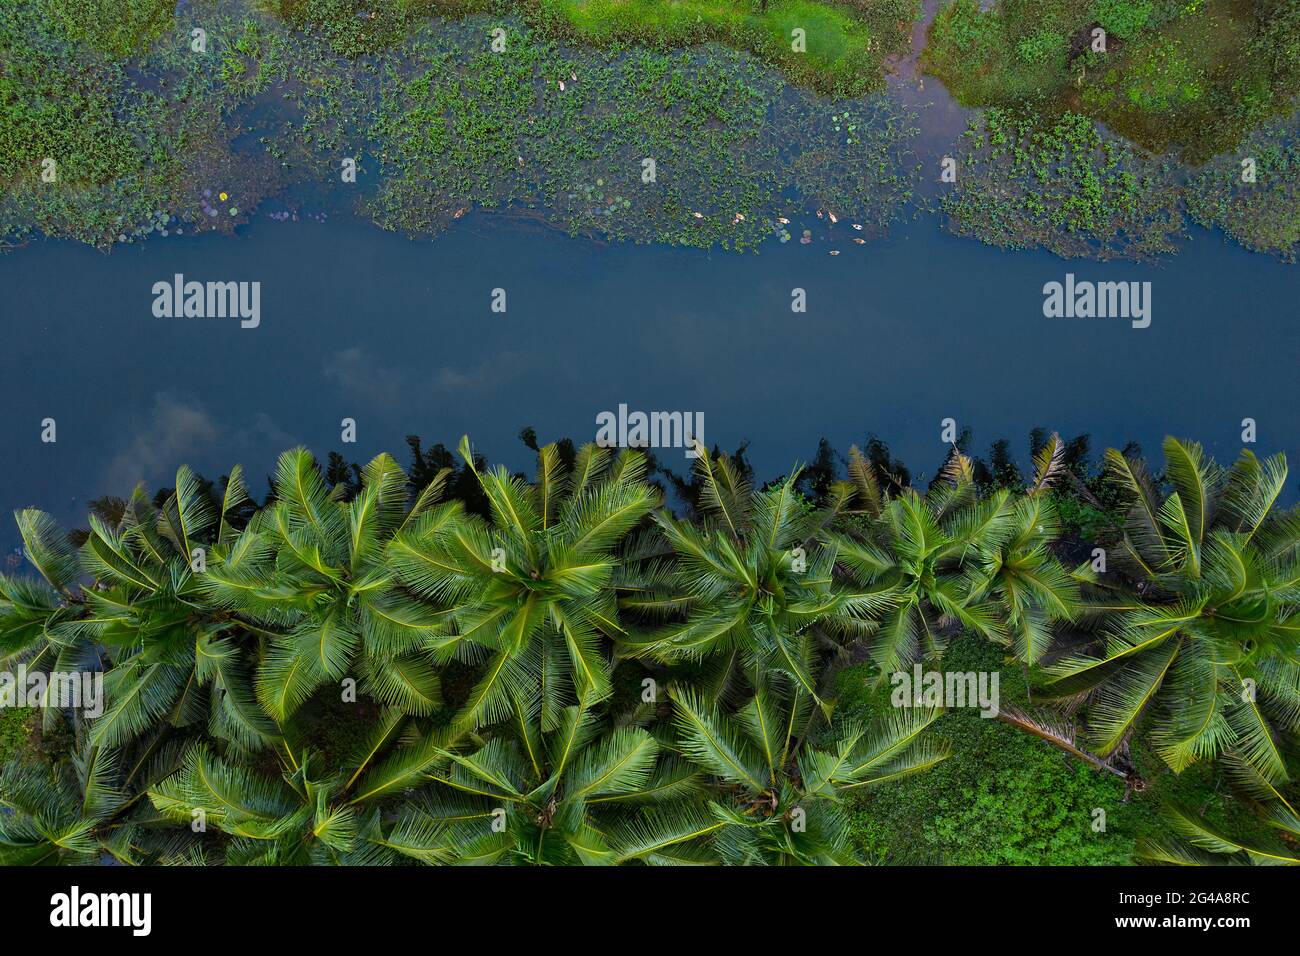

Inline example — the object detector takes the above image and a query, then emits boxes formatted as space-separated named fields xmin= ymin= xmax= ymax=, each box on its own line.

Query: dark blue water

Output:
xmin=2 ymin=197 xmax=1296 ymax=551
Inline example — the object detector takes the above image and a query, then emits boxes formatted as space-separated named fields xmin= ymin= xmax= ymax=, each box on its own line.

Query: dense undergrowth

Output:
xmin=1 ymin=430 xmax=1297 ymax=864
xmin=924 ymin=0 xmax=1300 ymax=164
xmin=842 ymin=638 xmax=1152 ymax=865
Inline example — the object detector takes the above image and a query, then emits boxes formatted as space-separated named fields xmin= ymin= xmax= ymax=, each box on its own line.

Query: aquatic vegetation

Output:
xmin=1186 ymin=117 xmax=1300 ymax=261
xmin=270 ymin=0 xmax=497 ymax=57
xmin=0 ymin=1 xmax=282 ymax=248
xmin=0 ymin=0 xmax=1293 ymax=260
xmin=942 ymin=109 xmax=1185 ymax=259
xmin=42 ymin=0 xmax=176 ymax=58
xmin=924 ymin=0 xmax=1300 ymax=163
xmin=368 ymin=24 xmax=918 ymax=249
xmin=0 ymin=5 xmax=917 ymax=252
xmin=0 ymin=10 xmax=145 ymax=188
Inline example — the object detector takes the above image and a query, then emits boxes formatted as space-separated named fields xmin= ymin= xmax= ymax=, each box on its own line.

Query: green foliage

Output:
xmin=266 ymin=0 xmax=918 ymax=92
xmin=1016 ymin=30 xmax=1066 ymax=66
xmin=414 ymin=694 xmax=719 ymax=864
xmin=0 ymin=9 xmax=145 ymax=187
xmin=1093 ymin=0 xmax=1153 ymax=39
xmin=1187 ymin=118 xmax=1300 ymax=262
xmin=916 ymin=752 xmax=1133 ymax=864
xmin=1044 ymin=439 xmax=1300 ymax=782
xmin=942 ymin=108 xmax=1184 ymax=260
xmin=2 ymin=0 xmax=1297 ymax=262
xmin=619 ymin=450 xmax=883 ymax=703
xmin=534 ymin=0 xmax=919 ymax=97
xmin=369 ymin=24 xmax=918 ymax=249
xmin=843 ymin=639 xmax=1148 ymax=865
xmin=925 ymin=0 xmax=1300 ymax=162
xmin=0 ymin=728 xmax=195 ymax=864
xmin=1 ymin=7 xmax=920 ymax=253
xmin=272 ymin=0 xmax=495 ymax=57
xmin=0 ymin=424 xmax=1295 ymax=866
xmin=833 ymin=441 xmax=1081 ymax=666
xmin=43 ymin=0 xmax=175 ymax=58
xmin=0 ymin=708 xmax=34 ymax=764
xmin=1051 ymin=489 xmax=1114 ymax=542
xmin=0 ymin=0 xmax=282 ymax=248
xmin=672 ymin=677 xmax=948 ymax=864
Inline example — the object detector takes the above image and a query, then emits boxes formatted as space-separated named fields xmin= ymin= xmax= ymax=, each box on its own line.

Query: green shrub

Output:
xmin=0 ymin=708 xmax=34 ymax=764
xmin=845 ymin=636 xmax=1146 ymax=865
xmin=1016 ymin=29 xmax=1065 ymax=64
xmin=1092 ymin=0 xmax=1153 ymax=39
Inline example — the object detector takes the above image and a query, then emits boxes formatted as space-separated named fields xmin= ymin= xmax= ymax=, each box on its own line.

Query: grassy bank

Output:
xmin=269 ymin=0 xmax=919 ymax=93
xmin=532 ymin=0 xmax=918 ymax=95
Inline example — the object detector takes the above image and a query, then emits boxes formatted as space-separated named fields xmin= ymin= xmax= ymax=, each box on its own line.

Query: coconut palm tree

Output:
xmin=387 ymin=438 xmax=659 ymax=731
xmin=1044 ymin=439 xmax=1300 ymax=782
xmin=3 ymin=508 xmax=87 ymax=676
xmin=961 ymin=434 xmax=1082 ymax=664
xmin=5 ymin=470 xmax=273 ymax=751
xmin=0 ymin=727 xmax=193 ymax=865
xmin=668 ymin=677 xmax=948 ymax=865
xmin=1139 ymin=758 xmax=1300 ymax=865
xmin=406 ymin=688 xmax=721 ymax=865
xmin=832 ymin=447 xmax=1010 ymax=672
xmin=147 ymin=717 xmax=456 ymax=865
xmin=618 ymin=447 xmax=892 ymax=706
xmin=830 ymin=438 xmax=1080 ymax=671
xmin=202 ymin=449 xmax=457 ymax=723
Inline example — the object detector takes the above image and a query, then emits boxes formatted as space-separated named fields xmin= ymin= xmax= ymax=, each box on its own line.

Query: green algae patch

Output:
xmin=924 ymin=0 xmax=1300 ymax=163
xmin=941 ymin=108 xmax=1185 ymax=260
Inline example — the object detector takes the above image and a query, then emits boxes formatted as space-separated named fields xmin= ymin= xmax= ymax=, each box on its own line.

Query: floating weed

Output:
xmin=942 ymin=108 xmax=1184 ymax=260
xmin=1186 ymin=116 xmax=1300 ymax=263
xmin=365 ymin=21 xmax=919 ymax=250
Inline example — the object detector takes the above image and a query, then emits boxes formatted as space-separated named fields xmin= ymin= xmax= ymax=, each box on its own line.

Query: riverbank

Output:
xmin=2 ymin=1 xmax=1296 ymax=261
